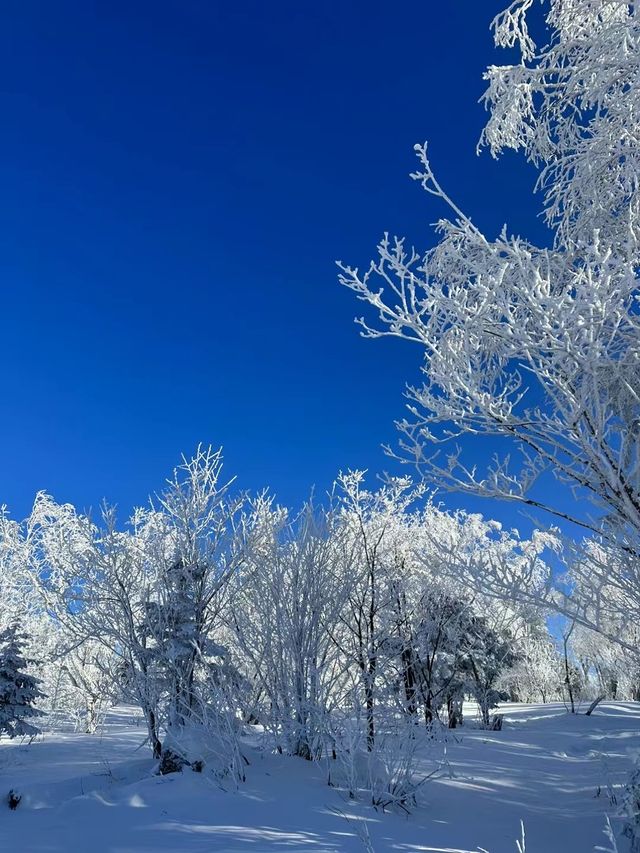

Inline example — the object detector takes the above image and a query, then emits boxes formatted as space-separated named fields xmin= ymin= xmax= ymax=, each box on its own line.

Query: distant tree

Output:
xmin=409 ymin=589 xmax=470 ymax=726
xmin=460 ymin=618 xmax=520 ymax=728
xmin=401 ymin=587 xmax=521 ymax=728
xmin=498 ymin=622 xmax=563 ymax=704
xmin=0 ymin=626 xmax=44 ymax=739
xmin=59 ymin=640 xmax=121 ymax=733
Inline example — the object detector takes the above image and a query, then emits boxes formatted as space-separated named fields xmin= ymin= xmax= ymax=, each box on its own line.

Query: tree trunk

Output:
xmin=585 ymin=696 xmax=605 ymax=716
xmin=563 ymin=634 xmax=575 ymax=714
xmin=447 ymin=696 xmax=463 ymax=729
xmin=365 ymin=680 xmax=375 ymax=751
xmin=146 ymin=708 xmax=162 ymax=759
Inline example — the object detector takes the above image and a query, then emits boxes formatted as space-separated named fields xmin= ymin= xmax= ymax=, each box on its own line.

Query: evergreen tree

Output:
xmin=139 ymin=558 xmax=205 ymax=735
xmin=0 ymin=626 xmax=45 ymax=738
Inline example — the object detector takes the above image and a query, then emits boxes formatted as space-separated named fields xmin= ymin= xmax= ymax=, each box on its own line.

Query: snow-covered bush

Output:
xmin=326 ymin=691 xmax=430 ymax=813
xmin=623 ymin=753 xmax=640 ymax=853
xmin=366 ymin=715 xmax=431 ymax=813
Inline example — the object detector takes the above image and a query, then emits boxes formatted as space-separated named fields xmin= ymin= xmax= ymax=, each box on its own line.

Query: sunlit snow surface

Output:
xmin=0 ymin=702 xmax=636 ymax=852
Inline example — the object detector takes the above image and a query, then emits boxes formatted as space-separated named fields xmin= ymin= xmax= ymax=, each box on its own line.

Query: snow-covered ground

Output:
xmin=0 ymin=702 xmax=636 ymax=852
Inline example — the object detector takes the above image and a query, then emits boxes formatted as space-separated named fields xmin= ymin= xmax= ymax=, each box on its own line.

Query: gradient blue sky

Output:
xmin=1 ymin=1 xmax=556 ymax=525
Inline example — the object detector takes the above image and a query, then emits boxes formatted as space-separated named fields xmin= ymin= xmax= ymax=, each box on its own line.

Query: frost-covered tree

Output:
xmin=0 ymin=443 xmax=564 ymax=784
xmin=0 ymin=626 xmax=44 ymax=739
xmin=460 ymin=616 xmax=520 ymax=728
xmin=0 ymin=511 xmax=34 ymax=632
xmin=23 ymin=491 xmax=166 ymax=756
xmin=230 ymin=498 xmax=352 ymax=759
xmin=405 ymin=588 xmax=470 ymax=726
xmin=390 ymin=581 xmax=523 ymax=728
xmin=333 ymin=471 xmax=423 ymax=750
xmin=340 ymin=0 xmax=640 ymax=710
xmin=498 ymin=620 xmax=563 ymax=703
xmin=25 ymin=447 xmax=252 ymax=770
xmin=569 ymin=613 xmax=640 ymax=701
xmin=144 ymin=448 xmax=247 ymax=745
xmin=57 ymin=640 xmax=122 ymax=733
xmin=339 ymin=0 xmax=640 ymax=546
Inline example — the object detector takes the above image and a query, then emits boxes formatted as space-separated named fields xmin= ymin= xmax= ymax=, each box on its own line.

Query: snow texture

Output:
xmin=0 ymin=701 xmax=635 ymax=852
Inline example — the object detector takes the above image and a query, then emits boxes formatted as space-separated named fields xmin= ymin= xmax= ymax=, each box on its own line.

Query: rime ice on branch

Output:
xmin=339 ymin=0 xmax=640 ymax=542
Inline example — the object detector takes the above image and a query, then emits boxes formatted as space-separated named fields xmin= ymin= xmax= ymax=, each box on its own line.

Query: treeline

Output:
xmin=1 ymin=447 xmax=635 ymax=803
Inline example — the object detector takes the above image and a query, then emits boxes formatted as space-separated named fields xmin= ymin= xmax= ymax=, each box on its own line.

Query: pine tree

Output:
xmin=0 ymin=626 xmax=45 ymax=739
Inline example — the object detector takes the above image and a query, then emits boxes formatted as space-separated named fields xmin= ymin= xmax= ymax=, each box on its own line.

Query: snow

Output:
xmin=0 ymin=702 xmax=636 ymax=852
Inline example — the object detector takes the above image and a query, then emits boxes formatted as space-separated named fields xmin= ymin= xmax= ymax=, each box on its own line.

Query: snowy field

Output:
xmin=0 ymin=702 xmax=636 ymax=853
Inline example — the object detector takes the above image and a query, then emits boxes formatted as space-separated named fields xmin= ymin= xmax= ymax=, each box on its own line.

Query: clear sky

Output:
xmin=1 ymin=1 xmax=554 ymax=524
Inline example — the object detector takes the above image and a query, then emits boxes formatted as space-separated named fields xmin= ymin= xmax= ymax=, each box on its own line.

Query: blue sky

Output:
xmin=0 ymin=1 xmax=556 ymax=525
